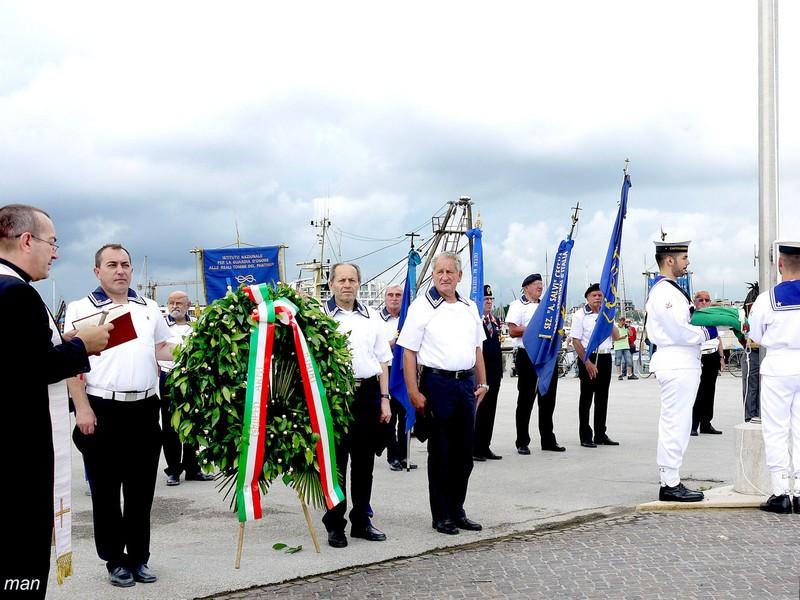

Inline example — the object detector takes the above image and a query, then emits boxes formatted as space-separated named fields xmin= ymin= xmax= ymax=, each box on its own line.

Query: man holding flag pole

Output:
xmin=520 ymin=206 xmax=581 ymax=453
xmin=577 ymin=165 xmax=632 ymax=447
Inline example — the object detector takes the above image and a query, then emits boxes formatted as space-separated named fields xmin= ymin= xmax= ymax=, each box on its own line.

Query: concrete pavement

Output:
xmin=48 ymin=372 xmax=754 ymax=599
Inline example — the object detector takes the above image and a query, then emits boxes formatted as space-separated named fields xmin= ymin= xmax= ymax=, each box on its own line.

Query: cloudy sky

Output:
xmin=2 ymin=1 xmax=798 ymax=310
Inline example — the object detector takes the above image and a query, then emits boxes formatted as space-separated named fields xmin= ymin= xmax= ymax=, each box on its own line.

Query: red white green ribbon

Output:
xmin=236 ymin=285 xmax=344 ymax=522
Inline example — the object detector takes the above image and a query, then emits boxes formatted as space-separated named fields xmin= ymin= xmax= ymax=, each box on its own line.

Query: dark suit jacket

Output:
xmin=0 ymin=258 xmax=90 ymax=590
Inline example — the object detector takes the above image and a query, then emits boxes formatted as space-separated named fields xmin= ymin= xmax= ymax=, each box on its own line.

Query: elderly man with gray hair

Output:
xmin=398 ymin=252 xmax=488 ymax=535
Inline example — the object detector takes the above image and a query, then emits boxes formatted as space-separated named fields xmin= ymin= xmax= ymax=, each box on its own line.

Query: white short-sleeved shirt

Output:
xmin=396 ymin=287 xmax=485 ymax=371
xmin=378 ymin=307 xmax=399 ymax=367
xmin=66 ymin=288 xmax=172 ymax=392
xmin=505 ymin=295 xmax=539 ymax=348
xmin=158 ymin=316 xmax=193 ymax=373
xmin=322 ymin=298 xmax=392 ymax=379
xmin=748 ymin=280 xmax=800 ymax=376
xmin=644 ymin=277 xmax=714 ymax=372
xmin=570 ymin=304 xmax=612 ymax=352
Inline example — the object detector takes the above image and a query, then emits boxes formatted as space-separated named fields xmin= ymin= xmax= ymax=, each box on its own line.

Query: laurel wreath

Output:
xmin=166 ymin=284 xmax=354 ymax=509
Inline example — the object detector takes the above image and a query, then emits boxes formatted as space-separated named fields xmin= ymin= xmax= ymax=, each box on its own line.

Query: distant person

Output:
xmin=645 ymin=240 xmax=717 ymax=502
xmin=0 ymin=204 xmax=111 ymax=600
xmin=159 ymin=291 xmax=214 ymax=485
xmin=690 ymin=290 xmax=724 ymax=436
xmin=398 ymin=252 xmax=488 ymax=535
xmin=627 ymin=319 xmax=639 ymax=377
xmin=506 ymin=273 xmax=565 ymax=454
xmin=614 ymin=317 xmax=636 ymax=380
xmin=474 ymin=284 xmax=503 ymax=461
xmin=380 ymin=284 xmax=416 ymax=471
xmin=321 ymin=263 xmax=392 ymax=548
xmin=747 ymin=242 xmax=800 ymax=513
xmin=67 ymin=243 xmax=176 ymax=587
xmin=571 ymin=283 xmax=623 ymax=448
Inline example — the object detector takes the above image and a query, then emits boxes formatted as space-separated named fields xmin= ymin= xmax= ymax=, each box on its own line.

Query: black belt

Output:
xmin=422 ymin=366 xmax=475 ymax=380
xmin=354 ymin=375 xmax=380 ymax=388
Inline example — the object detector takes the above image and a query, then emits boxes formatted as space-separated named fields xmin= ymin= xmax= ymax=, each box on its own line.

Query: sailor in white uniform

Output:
xmin=645 ymin=241 xmax=717 ymax=502
xmin=748 ymin=241 xmax=800 ymax=513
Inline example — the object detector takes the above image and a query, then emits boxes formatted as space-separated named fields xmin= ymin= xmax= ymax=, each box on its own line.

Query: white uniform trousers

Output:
xmin=655 ymin=368 xmax=701 ymax=486
xmin=761 ymin=374 xmax=800 ymax=496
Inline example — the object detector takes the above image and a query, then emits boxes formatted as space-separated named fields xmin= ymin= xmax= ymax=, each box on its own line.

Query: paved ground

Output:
xmin=48 ymin=372 xmax=770 ymax=599
xmin=213 ymin=510 xmax=800 ymax=600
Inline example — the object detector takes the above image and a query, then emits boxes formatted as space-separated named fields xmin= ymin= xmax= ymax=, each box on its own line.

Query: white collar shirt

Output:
xmin=505 ymin=295 xmax=540 ymax=348
xmin=323 ymin=298 xmax=391 ymax=379
xmin=396 ymin=287 xmax=485 ymax=371
xmin=379 ymin=306 xmax=399 ymax=367
xmin=748 ymin=282 xmax=800 ymax=376
xmin=644 ymin=278 xmax=713 ymax=371
xmin=66 ymin=288 xmax=172 ymax=392
xmin=158 ymin=316 xmax=193 ymax=372
xmin=570 ymin=305 xmax=612 ymax=352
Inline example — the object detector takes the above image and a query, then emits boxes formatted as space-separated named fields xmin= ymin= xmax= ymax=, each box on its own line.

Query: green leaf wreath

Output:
xmin=166 ymin=284 xmax=354 ymax=509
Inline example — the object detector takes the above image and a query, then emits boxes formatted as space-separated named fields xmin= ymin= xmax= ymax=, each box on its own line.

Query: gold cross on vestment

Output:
xmin=55 ymin=497 xmax=71 ymax=528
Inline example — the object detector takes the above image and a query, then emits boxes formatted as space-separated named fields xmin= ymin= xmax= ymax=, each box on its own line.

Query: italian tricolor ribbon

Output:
xmin=235 ymin=285 xmax=345 ymax=522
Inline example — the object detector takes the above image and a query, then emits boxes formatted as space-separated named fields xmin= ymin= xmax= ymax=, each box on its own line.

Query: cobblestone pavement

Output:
xmin=210 ymin=510 xmax=800 ymax=600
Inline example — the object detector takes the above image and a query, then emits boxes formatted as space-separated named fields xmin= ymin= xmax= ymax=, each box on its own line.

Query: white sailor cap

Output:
xmin=654 ymin=240 xmax=690 ymax=253
xmin=776 ymin=241 xmax=800 ymax=255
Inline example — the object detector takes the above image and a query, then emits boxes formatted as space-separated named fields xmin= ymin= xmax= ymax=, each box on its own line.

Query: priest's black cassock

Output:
xmin=0 ymin=258 xmax=90 ymax=599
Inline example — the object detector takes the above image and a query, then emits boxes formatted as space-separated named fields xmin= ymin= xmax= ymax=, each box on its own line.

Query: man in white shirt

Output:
xmin=380 ymin=284 xmax=415 ymax=471
xmin=645 ymin=241 xmax=717 ymax=503
xmin=321 ymin=263 xmax=392 ymax=547
xmin=506 ymin=273 xmax=565 ymax=454
xmin=571 ymin=283 xmax=622 ymax=448
xmin=690 ymin=290 xmax=725 ymax=436
xmin=67 ymin=244 xmax=176 ymax=587
xmin=159 ymin=290 xmax=214 ymax=486
xmin=748 ymin=242 xmax=800 ymax=513
xmin=398 ymin=252 xmax=488 ymax=535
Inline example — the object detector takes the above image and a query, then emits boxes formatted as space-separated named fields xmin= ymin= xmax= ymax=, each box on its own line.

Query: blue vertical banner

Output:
xmin=646 ymin=273 xmax=691 ymax=298
xmin=522 ymin=239 xmax=575 ymax=395
xmin=389 ymin=250 xmax=422 ymax=432
xmin=465 ymin=227 xmax=484 ymax=315
xmin=584 ymin=174 xmax=631 ymax=358
xmin=203 ymin=246 xmax=280 ymax=303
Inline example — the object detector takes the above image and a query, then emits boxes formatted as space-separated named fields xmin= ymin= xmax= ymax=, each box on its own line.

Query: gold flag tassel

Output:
xmin=56 ymin=551 xmax=73 ymax=585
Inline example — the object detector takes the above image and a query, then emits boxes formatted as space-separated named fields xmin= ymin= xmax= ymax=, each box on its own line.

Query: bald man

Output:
xmin=159 ymin=291 xmax=213 ymax=485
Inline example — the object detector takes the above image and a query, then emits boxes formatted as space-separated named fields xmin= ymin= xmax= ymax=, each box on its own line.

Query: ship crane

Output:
xmin=137 ymin=280 xmax=199 ymax=304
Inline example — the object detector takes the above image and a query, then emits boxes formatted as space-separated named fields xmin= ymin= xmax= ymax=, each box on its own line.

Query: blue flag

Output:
xmin=584 ymin=174 xmax=631 ymax=359
xmin=465 ymin=227 xmax=484 ymax=315
xmin=522 ymin=238 xmax=574 ymax=395
xmin=388 ymin=250 xmax=422 ymax=432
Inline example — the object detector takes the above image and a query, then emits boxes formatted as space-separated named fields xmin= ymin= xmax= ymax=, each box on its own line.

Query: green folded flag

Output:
xmin=690 ymin=306 xmax=744 ymax=344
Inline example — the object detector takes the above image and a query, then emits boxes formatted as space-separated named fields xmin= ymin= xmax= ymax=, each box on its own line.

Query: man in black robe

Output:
xmin=0 ymin=204 xmax=110 ymax=599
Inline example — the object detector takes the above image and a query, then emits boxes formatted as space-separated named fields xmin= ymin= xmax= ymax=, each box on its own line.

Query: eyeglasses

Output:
xmin=695 ymin=298 xmax=711 ymax=303
xmin=16 ymin=233 xmax=59 ymax=251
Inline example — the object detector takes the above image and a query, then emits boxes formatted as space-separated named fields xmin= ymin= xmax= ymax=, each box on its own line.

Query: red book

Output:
xmin=71 ymin=305 xmax=138 ymax=350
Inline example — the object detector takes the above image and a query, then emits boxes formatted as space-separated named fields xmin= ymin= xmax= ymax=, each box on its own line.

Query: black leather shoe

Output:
xmin=401 ymin=460 xmax=418 ymax=470
xmin=432 ymin=520 xmax=459 ymax=535
xmin=454 ymin=516 xmax=482 ymax=531
xmin=628 ymin=375 xmax=639 ymax=380
xmin=388 ymin=459 xmax=403 ymax=471
xmin=131 ymin=564 xmax=157 ymax=583
xmin=327 ymin=530 xmax=348 ymax=548
xmin=473 ymin=454 xmax=487 ymax=461
xmin=351 ymin=524 xmax=387 ymax=541
xmin=484 ymin=450 xmax=503 ymax=460
xmin=595 ymin=437 xmax=620 ymax=446
xmin=109 ymin=566 xmax=135 ymax=587
xmin=659 ymin=483 xmax=704 ymax=502
xmin=517 ymin=446 xmax=531 ymax=455
xmin=760 ymin=494 xmax=791 ymax=514
xmin=699 ymin=424 xmax=722 ymax=435
xmin=166 ymin=474 xmax=180 ymax=486
xmin=690 ymin=430 xmax=698 ymax=437
xmin=185 ymin=471 xmax=214 ymax=481
xmin=792 ymin=496 xmax=800 ymax=514
xmin=580 ymin=441 xmax=597 ymax=448
xmin=542 ymin=444 xmax=566 ymax=452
